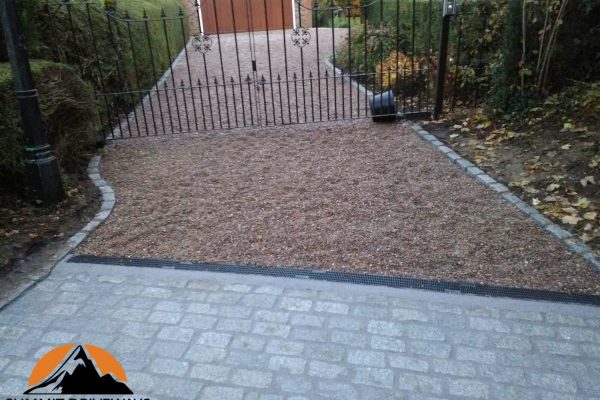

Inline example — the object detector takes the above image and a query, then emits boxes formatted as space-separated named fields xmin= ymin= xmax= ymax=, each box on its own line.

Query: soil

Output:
xmin=0 ymin=171 xmax=100 ymax=277
xmin=424 ymin=117 xmax=599 ymax=256
xmin=79 ymin=120 xmax=600 ymax=295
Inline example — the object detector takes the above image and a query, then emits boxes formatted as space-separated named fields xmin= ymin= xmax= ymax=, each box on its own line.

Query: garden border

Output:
xmin=0 ymin=155 xmax=115 ymax=311
xmin=409 ymin=123 xmax=600 ymax=272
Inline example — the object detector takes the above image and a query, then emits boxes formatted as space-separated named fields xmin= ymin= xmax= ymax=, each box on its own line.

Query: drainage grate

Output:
xmin=68 ymin=255 xmax=600 ymax=306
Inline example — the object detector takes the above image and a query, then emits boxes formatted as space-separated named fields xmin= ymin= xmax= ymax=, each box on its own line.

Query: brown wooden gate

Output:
xmin=201 ymin=0 xmax=294 ymax=34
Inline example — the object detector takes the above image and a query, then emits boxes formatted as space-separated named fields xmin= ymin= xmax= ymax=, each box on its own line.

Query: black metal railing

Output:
xmin=38 ymin=0 xmax=448 ymax=139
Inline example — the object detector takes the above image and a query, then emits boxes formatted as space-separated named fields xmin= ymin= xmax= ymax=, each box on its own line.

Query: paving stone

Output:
xmin=268 ymin=355 xmax=306 ymax=374
xmin=370 ymin=335 xmax=405 ymax=352
xmin=231 ymin=369 xmax=273 ymax=388
xmin=348 ymin=349 xmax=386 ymax=367
xmin=190 ymin=363 xmax=231 ymax=382
xmin=187 ymin=302 xmax=219 ymax=315
xmin=367 ymin=320 xmax=403 ymax=337
xmin=277 ymin=374 xmax=313 ymax=393
xmin=157 ymin=326 xmax=195 ymax=342
xmin=432 ymin=359 xmax=476 ymax=377
xmin=392 ymin=308 xmax=428 ymax=322
xmin=490 ymin=334 xmax=532 ymax=351
xmin=197 ymin=332 xmax=232 ymax=348
xmin=231 ymin=335 xmax=266 ymax=352
xmin=469 ymin=316 xmax=511 ymax=333
xmin=290 ymin=314 xmax=324 ymax=327
xmin=279 ymin=297 xmax=313 ymax=312
xmin=224 ymin=284 xmax=254 ymax=293
xmin=40 ymin=330 xmax=77 ymax=344
xmin=242 ymin=294 xmax=278 ymax=308
xmin=155 ymin=300 xmax=185 ymax=312
xmin=147 ymin=310 xmax=182 ymax=324
xmin=152 ymin=376 xmax=203 ymax=398
xmin=331 ymin=330 xmax=368 ymax=348
xmin=352 ymin=305 xmax=389 ymax=319
xmin=217 ymin=318 xmax=253 ymax=333
xmin=315 ymin=301 xmax=349 ymax=315
xmin=149 ymin=341 xmax=190 ymax=359
xmin=254 ymin=285 xmax=284 ymax=295
xmin=456 ymin=346 xmax=497 ymax=364
xmin=185 ymin=345 xmax=227 ymax=363
xmin=149 ymin=358 xmax=189 ymax=377
xmin=122 ymin=321 xmax=161 ymax=339
xmin=265 ymin=340 xmax=304 ymax=356
xmin=328 ymin=317 xmax=362 ymax=331
xmin=256 ymin=310 xmax=290 ymax=323
xmin=389 ymin=355 xmax=429 ymax=372
xmin=201 ymin=386 xmax=244 ymax=400
xmin=253 ymin=322 xmax=291 ymax=338
xmin=180 ymin=314 xmax=218 ymax=329
xmin=226 ymin=351 xmax=270 ymax=369
xmin=308 ymin=360 xmax=348 ymax=379
xmin=3 ymin=260 xmax=600 ymax=400
xmin=531 ymin=372 xmax=577 ymax=394
xmin=352 ymin=367 xmax=394 ymax=389
xmin=291 ymin=327 xmax=327 ymax=342
xmin=305 ymin=343 xmax=345 ymax=362
xmin=448 ymin=379 xmax=489 ymax=399
xmin=396 ymin=373 xmax=443 ymax=394
xmin=558 ymin=327 xmax=600 ymax=342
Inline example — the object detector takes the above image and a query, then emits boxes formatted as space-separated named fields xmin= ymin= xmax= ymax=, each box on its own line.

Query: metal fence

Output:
xmin=35 ymin=0 xmax=449 ymax=139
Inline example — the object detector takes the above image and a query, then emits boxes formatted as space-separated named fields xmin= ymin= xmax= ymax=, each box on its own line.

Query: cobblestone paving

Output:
xmin=0 ymin=260 xmax=599 ymax=400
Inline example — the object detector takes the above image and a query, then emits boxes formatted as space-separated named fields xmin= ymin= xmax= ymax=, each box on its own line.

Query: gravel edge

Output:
xmin=0 ymin=155 xmax=112 ymax=310
xmin=410 ymin=123 xmax=600 ymax=272
xmin=67 ymin=155 xmax=116 ymax=249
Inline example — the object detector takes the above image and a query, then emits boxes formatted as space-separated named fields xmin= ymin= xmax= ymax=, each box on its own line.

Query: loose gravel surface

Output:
xmin=80 ymin=120 xmax=600 ymax=294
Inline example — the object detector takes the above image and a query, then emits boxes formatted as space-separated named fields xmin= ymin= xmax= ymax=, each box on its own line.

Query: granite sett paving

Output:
xmin=0 ymin=259 xmax=599 ymax=400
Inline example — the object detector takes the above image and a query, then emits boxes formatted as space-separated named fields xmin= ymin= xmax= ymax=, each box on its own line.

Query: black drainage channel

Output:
xmin=68 ymin=255 xmax=600 ymax=307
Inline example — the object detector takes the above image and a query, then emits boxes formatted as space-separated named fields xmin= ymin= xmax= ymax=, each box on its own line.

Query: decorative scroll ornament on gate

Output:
xmin=291 ymin=27 xmax=311 ymax=48
xmin=192 ymin=32 xmax=213 ymax=53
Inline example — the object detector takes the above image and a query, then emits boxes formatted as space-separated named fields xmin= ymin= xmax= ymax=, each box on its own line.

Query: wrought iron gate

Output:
xmin=50 ymin=0 xmax=440 ymax=139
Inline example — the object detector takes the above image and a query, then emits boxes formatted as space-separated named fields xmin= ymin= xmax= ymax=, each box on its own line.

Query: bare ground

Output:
xmin=79 ymin=120 xmax=600 ymax=294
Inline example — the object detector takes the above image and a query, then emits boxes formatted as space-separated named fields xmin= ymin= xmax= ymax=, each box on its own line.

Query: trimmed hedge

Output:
xmin=0 ymin=61 xmax=98 ymax=193
xmin=0 ymin=0 xmax=188 ymax=195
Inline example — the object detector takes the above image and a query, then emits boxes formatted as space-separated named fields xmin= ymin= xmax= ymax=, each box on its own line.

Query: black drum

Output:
xmin=370 ymin=90 xmax=397 ymax=122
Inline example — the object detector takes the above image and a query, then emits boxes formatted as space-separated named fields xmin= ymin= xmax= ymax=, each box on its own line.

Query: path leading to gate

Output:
xmin=117 ymin=28 xmax=360 ymax=138
xmin=0 ymin=259 xmax=599 ymax=399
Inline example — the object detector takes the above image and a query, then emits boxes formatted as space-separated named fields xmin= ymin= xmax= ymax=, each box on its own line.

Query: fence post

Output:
xmin=0 ymin=0 xmax=64 ymax=204
xmin=434 ymin=1 xmax=455 ymax=119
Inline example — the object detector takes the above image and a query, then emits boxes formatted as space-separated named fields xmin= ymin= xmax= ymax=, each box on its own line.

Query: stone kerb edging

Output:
xmin=409 ymin=123 xmax=600 ymax=272
xmin=66 ymin=155 xmax=115 ymax=249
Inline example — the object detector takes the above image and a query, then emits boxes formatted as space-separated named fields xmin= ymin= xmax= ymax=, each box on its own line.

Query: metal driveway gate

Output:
xmin=49 ymin=0 xmax=440 ymax=139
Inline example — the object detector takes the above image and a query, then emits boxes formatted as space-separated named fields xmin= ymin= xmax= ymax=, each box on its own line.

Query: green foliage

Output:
xmin=334 ymin=23 xmax=400 ymax=80
xmin=0 ymin=61 xmax=98 ymax=193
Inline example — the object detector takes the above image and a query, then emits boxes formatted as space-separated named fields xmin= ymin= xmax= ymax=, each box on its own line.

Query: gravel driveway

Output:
xmin=80 ymin=120 xmax=600 ymax=294
xmin=114 ymin=28 xmax=358 ymax=138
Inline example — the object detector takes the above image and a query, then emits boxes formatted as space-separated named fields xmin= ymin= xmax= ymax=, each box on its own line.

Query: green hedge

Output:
xmin=0 ymin=0 xmax=188 ymax=195
xmin=0 ymin=61 xmax=98 ymax=192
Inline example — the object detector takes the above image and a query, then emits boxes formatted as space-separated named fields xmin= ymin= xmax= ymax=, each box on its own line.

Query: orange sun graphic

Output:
xmin=28 ymin=344 xmax=128 ymax=387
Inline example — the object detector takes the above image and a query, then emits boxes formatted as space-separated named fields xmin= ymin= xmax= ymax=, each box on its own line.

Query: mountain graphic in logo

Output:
xmin=24 ymin=344 xmax=133 ymax=395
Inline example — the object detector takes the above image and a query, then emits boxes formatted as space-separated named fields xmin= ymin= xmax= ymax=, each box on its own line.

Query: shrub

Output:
xmin=0 ymin=61 xmax=98 ymax=193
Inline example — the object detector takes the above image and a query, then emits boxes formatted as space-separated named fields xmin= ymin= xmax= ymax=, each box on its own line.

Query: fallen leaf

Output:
xmin=547 ymin=183 xmax=561 ymax=191
xmin=573 ymin=198 xmax=590 ymax=209
xmin=580 ymin=176 xmax=596 ymax=187
xmin=562 ymin=215 xmax=582 ymax=225
xmin=450 ymin=133 xmax=459 ymax=139
xmin=561 ymin=144 xmax=572 ymax=150
xmin=532 ymin=198 xmax=541 ymax=206
xmin=583 ymin=212 xmax=597 ymax=221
